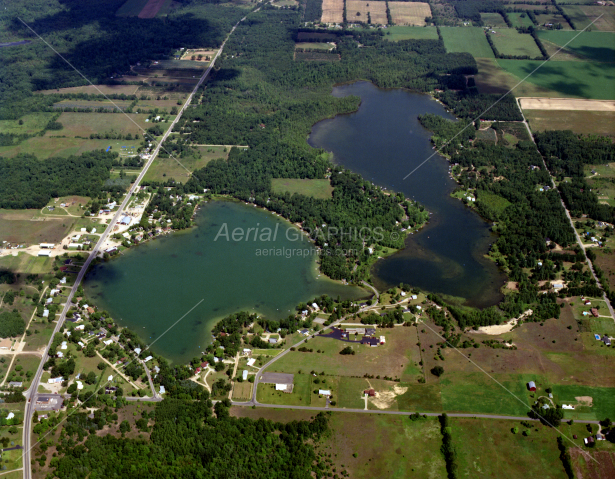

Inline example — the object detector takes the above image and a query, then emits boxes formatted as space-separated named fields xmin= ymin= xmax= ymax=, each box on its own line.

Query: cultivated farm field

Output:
xmin=562 ymin=5 xmax=615 ymax=31
xmin=321 ymin=0 xmax=344 ymax=23
xmin=0 ymin=210 xmax=75 ymax=245
xmin=490 ymin=29 xmax=543 ymax=58
xmin=49 ymin=112 xmax=161 ymax=137
xmin=387 ymin=2 xmax=431 ymax=26
xmin=346 ymin=0 xmax=387 ymax=24
xmin=440 ymin=27 xmax=495 ymax=58
xmin=481 ymin=12 xmax=508 ymax=28
xmin=37 ymin=84 xmax=140 ymax=95
xmin=525 ymin=110 xmax=615 ymax=137
xmin=536 ymin=31 xmax=615 ymax=63
xmin=384 ymin=25 xmax=439 ymax=41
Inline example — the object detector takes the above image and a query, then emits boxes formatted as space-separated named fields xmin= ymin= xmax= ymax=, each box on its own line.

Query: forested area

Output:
xmin=0 ymin=151 xmax=115 ymax=209
xmin=435 ymin=91 xmax=524 ymax=122
xmin=49 ymin=398 xmax=330 ymax=478
xmin=303 ymin=0 xmax=323 ymax=22
xmin=0 ymin=310 xmax=25 ymax=338
xmin=535 ymin=131 xmax=615 ymax=223
xmin=1 ymin=0 xmax=246 ymax=119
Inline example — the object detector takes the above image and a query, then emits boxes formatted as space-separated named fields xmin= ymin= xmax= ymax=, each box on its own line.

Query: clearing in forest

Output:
xmin=388 ymin=2 xmax=431 ymax=26
xmin=138 ymin=0 xmax=167 ymax=18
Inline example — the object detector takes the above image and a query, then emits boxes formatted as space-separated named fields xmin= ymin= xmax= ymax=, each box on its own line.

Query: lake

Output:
xmin=309 ymin=81 xmax=505 ymax=307
xmin=84 ymin=200 xmax=364 ymax=364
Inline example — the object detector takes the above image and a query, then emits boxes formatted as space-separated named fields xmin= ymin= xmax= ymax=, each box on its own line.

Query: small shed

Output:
xmin=527 ymin=381 xmax=537 ymax=392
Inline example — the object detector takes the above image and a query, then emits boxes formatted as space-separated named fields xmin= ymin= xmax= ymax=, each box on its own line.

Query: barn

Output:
xmin=527 ymin=381 xmax=536 ymax=392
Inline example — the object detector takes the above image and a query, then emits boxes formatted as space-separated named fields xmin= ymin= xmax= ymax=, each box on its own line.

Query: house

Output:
xmin=319 ymin=389 xmax=332 ymax=397
xmin=527 ymin=381 xmax=537 ymax=392
xmin=159 ymin=386 xmax=166 ymax=394
xmin=361 ymin=336 xmax=379 ymax=347
xmin=275 ymin=383 xmax=292 ymax=392
xmin=364 ymin=389 xmax=376 ymax=397
xmin=346 ymin=328 xmax=366 ymax=336
xmin=134 ymin=348 xmax=142 ymax=355
xmin=591 ymin=308 xmax=599 ymax=317
xmin=144 ymin=355 xmax=153 ymax=362
xmin=57 ymin=352 xmax=64 ymax=358
xmin=242 ymin=370 xmax=248 ymax=381
xmin=6 ymin=413 xmax=14 ymax=420
xmin=596 ymin=433 xmax=605 ymax=441
xmin=584 ymin=436 xmax=595 ymax=446
xmin=247 ymin=358 xmax=256 ymax=367
xmin=379 ymin=336 xmax=386 ymax=345
xmin=76 ymin=381 xmax=83 ymax=390
xmin=269 ymin=338 xmax=278 ymax=344
xmin=299 ymin=329 xmax=309 ymax=336
xmin=243 ymin=348 xmax=252 ymax=355
xmin=365 ymin=328 xmax=376 ymax=336
xmin=603 ymin=335 xmax=611 ymax=346
xmin=8 ymin=382 xmax=22 ymax=388
xmin=48 ymin=377 xmax=64 ymax=384
xmin=75 ymin=325 xmax=85 ymax=331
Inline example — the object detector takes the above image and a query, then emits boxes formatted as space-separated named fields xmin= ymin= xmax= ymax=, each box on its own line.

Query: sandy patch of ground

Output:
xmin=368 ymin=385 xmax=408 ymax=409
xmin=472 ymin=309 xmax=533 ymax=335
xmin=519 ymin=98 xmax=615 ymax=112
xmin=506 ymin=281 xmax=519 ymax=290
xmin=575 ymin=396 xmax=593 ymax=407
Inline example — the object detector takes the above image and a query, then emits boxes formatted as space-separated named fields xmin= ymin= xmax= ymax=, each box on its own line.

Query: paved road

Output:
xmin=21 ymin=15 xmax=247 ymax=479
xmin=516 ymin=99 xmax=615 ymax=321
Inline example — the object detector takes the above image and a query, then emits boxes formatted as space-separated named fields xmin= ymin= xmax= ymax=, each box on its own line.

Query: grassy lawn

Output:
xmin=337 ymin=376 xmax=371 ymax=408
xmin=231 ymin=380 xmax=252 ymax=400
xmin=384 ymin=26 xmax=439 ymax=41
xmin=256 ymin=372 xmax=312 ymax=406
xmin=439 ymin=372 xmax=536 ymax=416
xmin=270 ymin=178 xmax=334 ymax=199
xmin=24 ymin=322 xmax=55 ymax=352
xmin=451 ymin=418 xmax=572 ymax=479
xmin=317 ymin=413 xmax=447 ymax=479
xmin=440 ymin=27 xmax=495 ymax=58
xmin=0 ymin=113 xmax=56 ymax=135
xmin=552 ymin=384 xmax=615 ymax=421
xmin=536 ymin=31 xmax=615 ymax=63
xmin=497 ymin=59 xmax=615 ymax=100
xmin=491 ymin=29 xmax=543 ymax=58
xmin=269 ymin=329 xmax=416 ymax=379
xmin=526 ymin=110 xmax=615 ymax=138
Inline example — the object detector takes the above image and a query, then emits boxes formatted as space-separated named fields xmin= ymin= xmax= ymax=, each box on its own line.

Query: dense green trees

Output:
xmin=49 ymin=398 xmax=330 ymax=478
xmin=0 ymin=310 xmax=25 ymax=338
xmin=0 ymin=151 xmax=115 ymax=209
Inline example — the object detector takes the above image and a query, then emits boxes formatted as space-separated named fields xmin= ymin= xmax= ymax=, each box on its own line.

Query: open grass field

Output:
xmin=270 ymin=179 xmax=334 ymax=199
xmin=481 ymin=12 xmax=508 ymax=28
xmin=0 ymin=137 xmax=142 ymax=160
xmin=562 ymin=5 xmax=615 ymax=31
xmin=537 ymin=31 xmax=615 ymax=63
xmin=269 ymin=328 xmax=418 ymax=379
xmin=491 ymin=29 xmax=543 ymax=58
xmin=384 ymin=25 xmax=439 ymax=41
xmin=116 ymin=0 xmax=149 ymax=16
xmin=593 ymin=249 xmax=615 ymax=290
xmin=440 ymin=27 xmax=495 ymax=58
xmin=24 ymin=322 xmax=55 ymax=352
xmin=552 ymin=384 xmax=615 ymax=421
xmin=0 ymin=210 xmax=74 ymax=244
xmin=0 ymin=254 xmax=53 ymax=275
xmin=321 ymin=0 xmax=344 ymax=23
xmin=0 ymin=113 xmax=55 ymax=135
xmin=525 ymin=110 xmax=615 ymax=137
xmin=512 ymin=3 xmax=556 ymax=11
xmin=318 ymin=414 xmax=447 ymax=479
xmin=231 ymin=381 xmax=252 ymax=400
xmin=451 ymin=418 xmax=575 ymax=479
xmin=37 ymin=84 xmax=140 ymax=95
xmin=143 ymin=145 xmax=231 ymax=183
xmin=346 ymin=0 xmax=387 ymax=24
xmin=497 ymin=59 xmax=615 ymax=100
xmin=7 ymin=354 xmax=43 ymax=389
xmin=50 ymin=112 xmax=159 ymax=137
xmin=53 ymin=99 xmax=133 ymax=111
xmin=509 ymin=12 xmax=535 ymax=28
xmin=387 ymin=2 xmax=431 ymax=26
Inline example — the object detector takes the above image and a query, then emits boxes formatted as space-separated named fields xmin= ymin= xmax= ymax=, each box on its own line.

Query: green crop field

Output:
xmin=491 ymin=29 xmax=543 ymax=58
xmin=0 ymin=254 xmax=53 ymax=275
xmin=440 ymin=27 xmax=495 ymax=58
xmin=481 ymin=12 xmax=508 ymax=28
xmin=497 ymin=59 xmax=615 ymax=100
xmin=537 ymin=31 xmax=615 ymax=63
xmin=384 ymin=26 xmax=439 ymax=41
xmin=271 ymin=179 xmax=334 ymax=199
xmin=509 ymin=12 xmax=534 ymax=29
xmin=474 ymin=58 xmax=562 ymax=96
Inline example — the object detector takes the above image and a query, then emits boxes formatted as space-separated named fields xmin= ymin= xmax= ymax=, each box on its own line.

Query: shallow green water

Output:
xmin=84 ymin=200 xmax=364 ymax=363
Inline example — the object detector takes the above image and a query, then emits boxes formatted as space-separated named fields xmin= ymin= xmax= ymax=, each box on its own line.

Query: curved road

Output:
xmin=21 ymin=13 xmax=253 ymax=479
